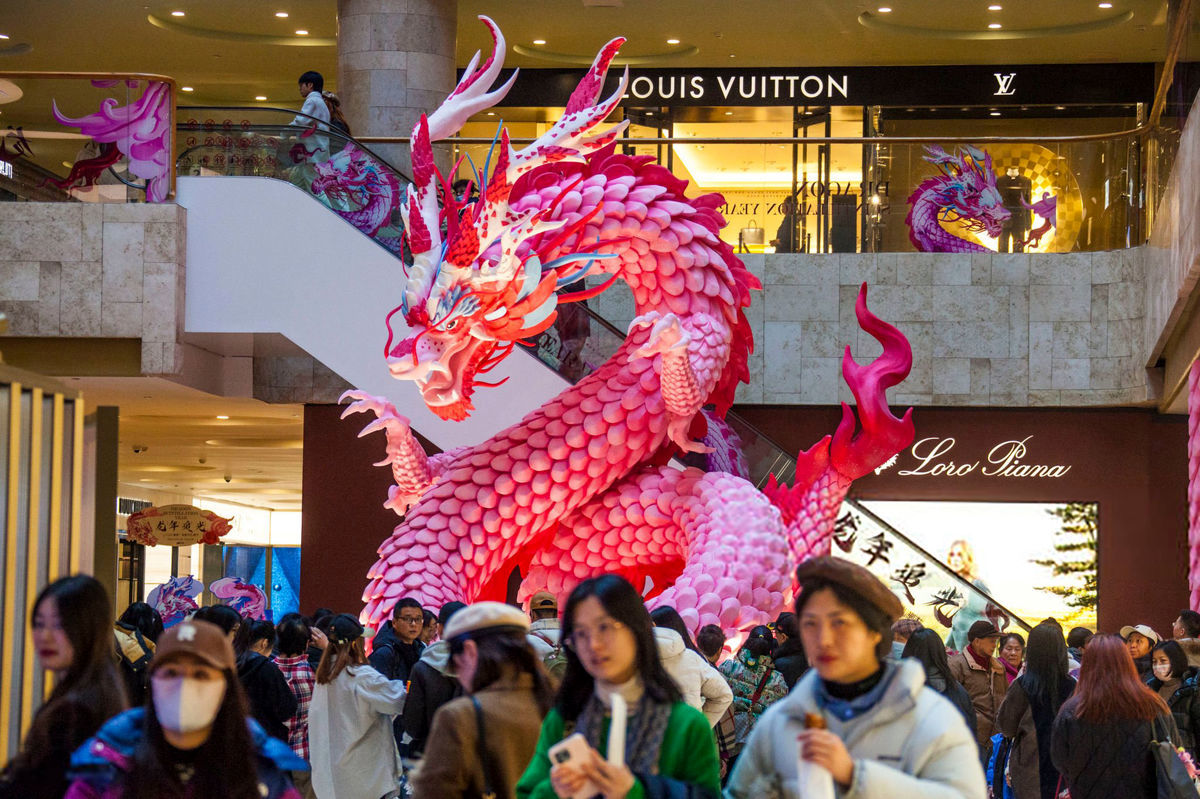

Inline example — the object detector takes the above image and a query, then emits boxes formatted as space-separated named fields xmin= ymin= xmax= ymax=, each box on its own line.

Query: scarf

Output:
xmin=1003 ymin=658 xmax=1021 ymax=684
xmin=576 ymin=677 xmax=672 ymax=775
xmin=817 ymin=664 xmax=895 ymax=721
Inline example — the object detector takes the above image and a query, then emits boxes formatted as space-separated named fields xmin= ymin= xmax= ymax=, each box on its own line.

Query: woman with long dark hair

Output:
xmin=650 ymin=605 xmax=733 ymax=726
xmin=1146 ymin=639 xmax=1200 ymax=757
xmin=516 ymin=575 xmax=721 ymax=798
xmin=411 ymin=602 xmax=555 ymax=799
xmin=902 ymin=627 xmax=977 ymax=729
xmin=1051 ymin=634 xmax=1179 ymax=799
xmin=997 ymin=621 xmax=1076 ymax=799
xmin=0 ymin=576 xmax=127 ymax=799
xmin=726 ymin=557 xmax=985 ymax=799
xmin=64 ymin=618 xmax=303 ymax=799
xmin=308 ymin=613 xmax=407 ymax=799
xmin=119 ymin=602 xmax=165 ymax=643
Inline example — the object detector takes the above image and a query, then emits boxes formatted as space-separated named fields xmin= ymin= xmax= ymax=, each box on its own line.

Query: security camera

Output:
xmin=132 ymin=445 xmax=148 ymax=454
xmin=224 ymin=474 xmax=232 ymax=483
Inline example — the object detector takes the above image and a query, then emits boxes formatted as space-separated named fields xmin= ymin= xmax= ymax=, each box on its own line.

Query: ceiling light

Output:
xmin=216 ymin=415 xmax=230 ymax=419
xmin=729 ymin=53 xmax=736 ymax=58
xmin=295 ymin=29 xmax=308 ymax=35
xmin=1098 ymin=2 xmax=1113 ymax=6
xmin=988 ymin=22 xmax=1002 ymax=28
xmin=0 ymin=34 xmax=9 ymax=39
xmin=646 ymin=111 xmax=654 ymax=115
xmin=878 ymin=6 xmax=892 ymax=11
xmin=181 ymin=86 xmax=194 ymax=92
xmin=254 ymin=95 xmax=267 ymax=101
xmin=275 ymin=11 xmax=289 ymax=17
xmin=666 ymin=38 xmax=680 ymax=44
xmin=486 ymin=111 xmax=495 ymax=116
xmin=1056 ymin=105 xmax=1066 ymax=110
xmin=171 ymin=10 xmax=185 ymax=16
xmin=724 ymin=110 xmax=733 ymax=115
xmin=988 ymin=4 xmax=1002 ymax=9
xmin=532 ymin=39 xmax=546 ymax=45
xmin=989 ymin=111 xmax=1001 ymax=116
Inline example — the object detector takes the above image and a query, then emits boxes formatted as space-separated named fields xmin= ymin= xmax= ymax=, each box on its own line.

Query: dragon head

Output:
xmin=922 ymin=145 xmax=1011 ymax=239
xmin=386 ymin=16 xmax=629 ymax=421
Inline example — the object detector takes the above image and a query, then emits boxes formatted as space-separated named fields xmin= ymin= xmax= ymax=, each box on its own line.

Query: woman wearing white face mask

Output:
xmin=64 ymin=619 xmax=306 ymax=799
xmin=1145 ymin=640 xmax=1200 ymax=759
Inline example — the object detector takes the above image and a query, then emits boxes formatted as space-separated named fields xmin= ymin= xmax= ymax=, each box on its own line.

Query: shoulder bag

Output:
xmin=1151 ymin=714 xmax=1200 ymax=799
xmin=471 ymin=695 xmax=499 ymax=799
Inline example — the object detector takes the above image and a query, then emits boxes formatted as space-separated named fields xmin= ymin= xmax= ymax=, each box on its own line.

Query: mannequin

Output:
xmin=995 ymin=167 xmax=1032 ymax=253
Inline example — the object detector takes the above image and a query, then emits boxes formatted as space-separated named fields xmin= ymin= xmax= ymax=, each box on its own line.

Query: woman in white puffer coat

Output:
xmin=651 ymin=606 xmax=733 ymax=727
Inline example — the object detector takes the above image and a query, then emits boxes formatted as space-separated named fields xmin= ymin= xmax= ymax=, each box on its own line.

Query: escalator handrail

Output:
xmin=176 ymin=105 xmax=414 ymax=184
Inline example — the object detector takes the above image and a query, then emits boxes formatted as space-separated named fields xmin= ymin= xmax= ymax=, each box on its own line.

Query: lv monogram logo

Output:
xmin=993 ymin=73 xmax=1017 ymax=96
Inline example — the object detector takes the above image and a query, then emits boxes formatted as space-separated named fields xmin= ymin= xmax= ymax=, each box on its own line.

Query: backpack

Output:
xmin=531 ymin=630 xmax=567 ymax=683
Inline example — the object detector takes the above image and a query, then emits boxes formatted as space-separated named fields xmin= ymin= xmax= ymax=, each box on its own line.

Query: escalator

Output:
xmin=174 ymin=108 xmax=1030 ymax=635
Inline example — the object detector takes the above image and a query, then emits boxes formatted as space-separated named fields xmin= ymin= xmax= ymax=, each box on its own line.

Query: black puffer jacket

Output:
xmin=771 ymin=638 xmax=808 ymax=690
xmin=1146 ymin=668 xmax=1200 ymax=756
xmin=1051 ymin=708 xmax=1179 ymax=799
xmin=236 ymin=651 xmax=298 ymax=743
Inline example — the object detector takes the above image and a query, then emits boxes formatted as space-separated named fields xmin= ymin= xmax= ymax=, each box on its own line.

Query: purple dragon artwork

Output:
xmin=147 ymin=575 xmax=203 ymax=628
xmin=52 ymin=79 xmax=173 ymax=202
xmin=906 ymin=145 xmax=1057 ymax=253
xmin=310 ymin=142 xmax=406 ymax=255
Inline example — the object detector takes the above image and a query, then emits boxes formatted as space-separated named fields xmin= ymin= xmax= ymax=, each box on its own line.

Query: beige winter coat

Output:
xmin=948 ymin=646 xmax=1008 ymax=751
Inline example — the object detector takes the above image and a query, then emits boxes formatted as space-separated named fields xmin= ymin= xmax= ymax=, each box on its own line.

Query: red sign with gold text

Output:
xmin=125 ymin=504 xmax=233 ymax=547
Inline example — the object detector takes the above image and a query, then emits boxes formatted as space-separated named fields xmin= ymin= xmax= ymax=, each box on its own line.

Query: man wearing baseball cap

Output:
xmin=1120 ymin=623 xmax=1161 ymax=680
xmin=948 ymin=620 xmax=1008 ymax=758
xmin=526 ymin=591 xmax=561 ymax=658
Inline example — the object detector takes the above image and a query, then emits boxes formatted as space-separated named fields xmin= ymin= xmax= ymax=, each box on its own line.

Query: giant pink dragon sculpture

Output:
xmin=342 ymin=18 xmax=915 ymax=637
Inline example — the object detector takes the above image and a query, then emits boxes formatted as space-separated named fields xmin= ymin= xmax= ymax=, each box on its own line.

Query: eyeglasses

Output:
xmin=563 ymin=619 xmax=626 ymax=650
xmin=397 ymin=615 xmax=424 ymax=626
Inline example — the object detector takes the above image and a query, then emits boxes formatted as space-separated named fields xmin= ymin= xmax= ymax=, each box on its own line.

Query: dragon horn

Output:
xmin=423 ymin=16 xmax=518 ymax=142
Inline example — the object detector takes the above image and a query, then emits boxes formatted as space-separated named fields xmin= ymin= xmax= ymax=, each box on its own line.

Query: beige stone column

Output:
xmin=336 ymin=0 xmax=458 ymax=173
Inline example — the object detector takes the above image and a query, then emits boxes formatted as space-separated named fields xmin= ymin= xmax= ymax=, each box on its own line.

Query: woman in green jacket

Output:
xmin=515 ymin=575 xmax=722 ymax=799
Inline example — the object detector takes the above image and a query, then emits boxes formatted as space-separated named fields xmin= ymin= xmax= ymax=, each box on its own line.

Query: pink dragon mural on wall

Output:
xmin=906 ymin=145 xmax=1057 ymax=253
xmin=341 ymin=18 xmax=915 ymax=637
xmin=51 ymin=79 xmax=173 ymax=202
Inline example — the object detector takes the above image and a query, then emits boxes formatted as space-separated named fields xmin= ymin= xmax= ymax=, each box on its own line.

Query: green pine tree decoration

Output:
xmin=1032 ymin=503 xmax=1098 ymax=611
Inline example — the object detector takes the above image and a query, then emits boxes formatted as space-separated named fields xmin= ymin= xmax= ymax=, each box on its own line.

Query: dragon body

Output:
xmin=343 ymin=19 xmax=915 ymax=637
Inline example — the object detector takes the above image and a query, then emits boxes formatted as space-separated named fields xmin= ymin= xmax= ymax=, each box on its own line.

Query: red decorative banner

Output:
xmin=126 ymin=504 xmax=233 ymax=547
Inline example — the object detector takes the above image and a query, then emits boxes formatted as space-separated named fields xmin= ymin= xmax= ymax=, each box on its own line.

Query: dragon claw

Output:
xmin=635 ymin=313 xmax=691 ymax=359
xmin=668 ymin=416 xmax=713 ymax=455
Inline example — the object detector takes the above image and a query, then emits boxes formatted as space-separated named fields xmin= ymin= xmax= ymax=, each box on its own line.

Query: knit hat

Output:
xmin=150 ymin=619 xmax=235 ymax=673
xmin=443 ymin=602 xmax=530 ymax=641
xmin=794 ymin=556 xmax=904 ymax=622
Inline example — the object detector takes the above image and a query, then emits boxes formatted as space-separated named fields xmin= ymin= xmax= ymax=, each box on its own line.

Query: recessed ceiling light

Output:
xmin=1098 ymin=2 xmax=1113 ymax=6
xmin=724 ymin=110 xmax=733 ymax=115
xmin=990 ymin=111 xmax=1002 ymax=116
xmin=988 ymin=22 xmax=1002 ymax=29
xmin=647 ymin=111 xmax=654 ymax=115
xmin=255 ymin=96 xmax=267 ymax=100
xmin=666 ymin=38 xmax=680 ymax=44
xmin=275 ymin=11 xmax=289 ymax=17
xmin=1056 ymin=105 xmax=1066 ymax=110
xmin=181 ymin=86 xmax=194 ymax=92
xmin=486 ymin=111 xmax=495 ymax=116
xmin=171 ymin=10 xmax=185 ymax=16
xmin=0 ymin=34 xmax=9 ymax=39
xmin=988 ymin=3 xmax=1002 ymax=9
xmin=532 ymin=39 xmax=546 ymax=45
xmin=878 ymin=6 xmax=892 ymax=11
xmin=295 ymin=29 xmax=308 ymax=35
xmin=729 ymin=53 xmax=736 ymax=58
xmin=216 ymin=415 xmax=230 ymax=420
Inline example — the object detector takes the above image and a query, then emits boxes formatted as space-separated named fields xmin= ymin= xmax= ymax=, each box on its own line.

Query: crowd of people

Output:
xmin=3 ymin=564 xmax=1199 ymax=799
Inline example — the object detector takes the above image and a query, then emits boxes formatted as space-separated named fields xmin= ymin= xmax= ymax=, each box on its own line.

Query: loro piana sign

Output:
xmin=125 ymin=504 xmax=233 ymax=547
xmin=888 ymin=435 xmax=1072 ymax=479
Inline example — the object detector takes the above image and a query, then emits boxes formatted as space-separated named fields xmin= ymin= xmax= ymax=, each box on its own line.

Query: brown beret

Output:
xmin=794 ymin=556 xmax=904 ymax=621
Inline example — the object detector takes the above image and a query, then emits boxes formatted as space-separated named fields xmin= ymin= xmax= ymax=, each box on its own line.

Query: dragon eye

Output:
xmin=443 ymin=319 xmax=459 ymax=331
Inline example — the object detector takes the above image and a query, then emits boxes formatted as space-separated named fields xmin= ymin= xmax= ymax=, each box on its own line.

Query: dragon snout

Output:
xmin=386 ymin=334 xmax=455 ymax=385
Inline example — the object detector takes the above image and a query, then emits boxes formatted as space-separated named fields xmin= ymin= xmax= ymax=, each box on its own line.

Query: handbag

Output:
xmin=1150 ymin=714 xmax=1200 ymax=799
xmin=471 ymin=696 xmax=499 ymax=799
xmin=732 ymin=666 xmax=776 ymax=747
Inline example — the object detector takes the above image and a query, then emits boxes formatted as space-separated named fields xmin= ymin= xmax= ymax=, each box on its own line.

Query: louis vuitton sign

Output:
xmin=891 ymin=436 xmax=1072 ymax=479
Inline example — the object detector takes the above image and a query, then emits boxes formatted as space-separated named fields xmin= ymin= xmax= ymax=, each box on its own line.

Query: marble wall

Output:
xmin=588 ymin=249 xmax=1155 ymax=408
xmin=0 ymin=203 xmax=186 ymax=375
